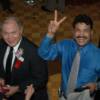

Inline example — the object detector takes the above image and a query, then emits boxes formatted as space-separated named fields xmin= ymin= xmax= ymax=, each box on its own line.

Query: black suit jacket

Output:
xmin=0 ymin=37 xmax=48 ymax=93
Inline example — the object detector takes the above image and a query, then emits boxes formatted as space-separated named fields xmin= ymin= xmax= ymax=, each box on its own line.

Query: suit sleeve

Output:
xmin=0 ymin=40 xmax=6 ymax=79
xmin=19 ymin=40 xmax=48 ymax=91
xmin=19 ymin=45 xmax=48 ymax=92
xmin=30 ymin=47 xmax=48 ymax=91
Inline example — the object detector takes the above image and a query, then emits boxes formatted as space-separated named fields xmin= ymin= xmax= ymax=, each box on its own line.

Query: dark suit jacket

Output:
xmin=0 ymin=37 xmax=48 ymax=99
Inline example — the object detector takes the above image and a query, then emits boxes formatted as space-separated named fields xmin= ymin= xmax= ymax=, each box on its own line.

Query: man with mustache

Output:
xmin=38 ymin=10 xmax=100 ymax=100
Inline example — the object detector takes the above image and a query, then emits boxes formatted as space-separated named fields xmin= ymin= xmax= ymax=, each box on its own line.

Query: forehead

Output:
xmin=1 ymin=20 xmax=21 ymax=34
xmin=75 ymin=22 xmax=91 ymax=29
xmin=2 ymin=19 xmax=19 ymax=29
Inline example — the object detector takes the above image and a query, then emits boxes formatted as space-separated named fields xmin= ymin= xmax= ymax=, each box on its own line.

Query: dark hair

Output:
xmin=72 ymin=14 xmax=93 ymax=29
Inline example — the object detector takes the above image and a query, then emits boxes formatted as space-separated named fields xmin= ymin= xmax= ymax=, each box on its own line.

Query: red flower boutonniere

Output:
xmin=15 ymin=48 xmax=24 ymax=69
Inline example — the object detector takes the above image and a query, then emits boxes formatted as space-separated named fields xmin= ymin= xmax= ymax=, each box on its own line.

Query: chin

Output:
xmin=77 ymin=41 xmax=87 ymax=47
xmin=78 ymin=43 xmax=87 ymax=47
xmin=79 ymin=44 xmax=85 ymax=47
xmin=7 ymin=43 xmax=16 ymax=47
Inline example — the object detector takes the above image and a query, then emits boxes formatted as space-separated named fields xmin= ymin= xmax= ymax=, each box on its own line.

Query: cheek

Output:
xmin=74 ymin=31 xmax=80 ymax=37
xmin=6 ymin=35 xmax=19 ymax=42
xmin=86 ymin=33 xmax=91 ymax=38
xmin=2 ymin=36 xmax=8 ymax=41
xmin=12 ymin=36 xmax=20 ymax=42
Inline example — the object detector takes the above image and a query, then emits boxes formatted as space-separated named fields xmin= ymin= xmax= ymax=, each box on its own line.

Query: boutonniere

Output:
xmin=15 ymin=48 xmax=24 ymax=69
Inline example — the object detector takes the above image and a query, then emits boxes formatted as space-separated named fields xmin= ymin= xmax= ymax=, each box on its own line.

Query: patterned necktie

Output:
xmin=5 ymin=47 xmax=13 ymax=84
xmin=66 ymin=50 xmax=80 ymax=95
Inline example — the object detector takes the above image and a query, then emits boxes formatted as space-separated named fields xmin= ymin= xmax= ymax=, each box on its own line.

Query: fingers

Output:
xmin=54 ymin=10 xmax=67 ymax=25
xmin=54 ymin=10 xmax=57 ymax=22
xmin=0 ymin=79 xmax=5 ymax=86
xmin=48 ymin=10 xmax=66 ymax=35
xmin=25 ymin=84 xmax=33 ymax=94
xmin=58 ymin=16 xmax=67 ymax=25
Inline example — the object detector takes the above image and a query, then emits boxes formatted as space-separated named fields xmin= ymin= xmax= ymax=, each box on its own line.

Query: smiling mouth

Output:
xmin=77 ymin=38 xmax=87 ymax=42
xmin=77 ymin=37 xmax=87 ymax=40
xmin=78 ymin=38 xmax=85 ymax=41
xmin=78 ymin=38 xmax=85 ymax=39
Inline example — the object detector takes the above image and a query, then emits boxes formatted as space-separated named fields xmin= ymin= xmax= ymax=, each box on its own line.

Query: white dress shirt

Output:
xmin=3 ymin=39 xmax=22 ymax=71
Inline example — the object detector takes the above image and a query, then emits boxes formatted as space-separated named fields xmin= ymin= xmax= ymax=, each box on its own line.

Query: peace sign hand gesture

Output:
xmin=48 ymin=10 xmax=67 ymax=36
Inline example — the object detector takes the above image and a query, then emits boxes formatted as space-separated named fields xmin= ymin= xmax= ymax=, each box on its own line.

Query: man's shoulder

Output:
xmin=91 ymin=44 xmax=100 ymax=57
xmin=22 ymin=36 xmax=38 ymax=49
xmin=90 ymin=43 xmax=100 ymax=51
xmin=0 ymin=39 xmax=5 ymax=44
xmin=0 ymin=39 xmax=7 ymax=49
xmin=96 ymin=47 xmax=100 ymax=54
xmin=57 ymin=39 xmax=75 ymax=46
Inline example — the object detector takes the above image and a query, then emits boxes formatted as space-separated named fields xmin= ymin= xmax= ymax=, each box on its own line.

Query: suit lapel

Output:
xmin=12 ymin=37 xmax=25 ymax=71
xmin=1 ymin=41 xmax=8 ymax=72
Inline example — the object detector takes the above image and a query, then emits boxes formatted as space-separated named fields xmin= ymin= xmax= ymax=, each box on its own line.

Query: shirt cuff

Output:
xmin=46 ymin=34 xmax=54 ymax=38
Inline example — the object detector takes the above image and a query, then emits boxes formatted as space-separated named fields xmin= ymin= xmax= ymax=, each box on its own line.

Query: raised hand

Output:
xmin=25 ymin=84 xmax=35 ymax=100
xmin=48 ymin=10 xmax=67 ymax=36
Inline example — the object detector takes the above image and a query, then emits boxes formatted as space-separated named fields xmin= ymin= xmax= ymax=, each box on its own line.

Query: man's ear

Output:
xmin=91 ymin=30 xmax=94 ymax=37
xmin=20 ymin=26 xmax=23 ymax=34
xmin=72 ymin=29 xmax=75 ymax=37
xmin=90 ymin=29 xmax=94 ymax=41
xmin=91 ymin=30 xmax=93 ymax=35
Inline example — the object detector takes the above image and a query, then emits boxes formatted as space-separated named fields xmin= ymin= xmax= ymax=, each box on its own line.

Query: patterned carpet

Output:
xmin=0 ymin=0 xmax=100 ymax=99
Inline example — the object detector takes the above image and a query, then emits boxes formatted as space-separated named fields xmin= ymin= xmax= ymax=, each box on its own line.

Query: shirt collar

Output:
xmin=72 ymin=39 xmax=94 ymax=54
xmin=80 ymin=42 xmax=94 ymax=54
xmin=13 ymin=38 xmax=22 ymax=53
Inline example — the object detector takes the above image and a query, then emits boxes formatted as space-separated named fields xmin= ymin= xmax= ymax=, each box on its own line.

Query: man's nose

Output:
xmin=79 ymin=32 xmax=84 ymax=36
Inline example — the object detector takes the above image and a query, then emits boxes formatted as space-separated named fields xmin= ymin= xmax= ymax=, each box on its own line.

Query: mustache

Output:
xmin=76 ymin=36 xmax=88 ymax=39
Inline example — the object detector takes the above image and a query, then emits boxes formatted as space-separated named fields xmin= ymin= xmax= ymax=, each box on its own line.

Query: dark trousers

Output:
xmin=0 ymin=93 xmax=4 ymax=100
xmin=31 ymin=88 xmax=48 ymax=100
xmin=7 ymin=92 xmax=25 ymax=100
xmin=6 ymin=88 xmax=48 ymax=100
xmin=94 ymin=90 xmax=100 ymax=100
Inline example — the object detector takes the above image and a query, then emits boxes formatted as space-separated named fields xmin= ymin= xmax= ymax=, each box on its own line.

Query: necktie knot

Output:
xmin=8 ymin=47 xmax=13 ymax=56
xmin=10 ymin=47 xmax=13 ymax=52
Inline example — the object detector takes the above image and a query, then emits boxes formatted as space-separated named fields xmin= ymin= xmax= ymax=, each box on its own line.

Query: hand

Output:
xmin=48 ymin=10 xmax=67 ymax=36
xmin=25 ymin=84 xmax=35 ymax=100
xmin=2 ymin=99 xmax=7 ymax=100
xmin=0 ymin=79 xmax=5 ymax=93
xmin=4 ymin=85 xmax=19 ymax=98
xmin=0 ymin=78 xmax=5 ymax=86
xmin=83 ymin=83 xmax=97 ymax=92
xmin=2 ymin=98 xmax=7 ymax=100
